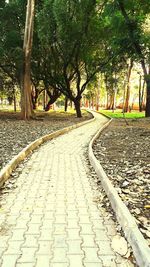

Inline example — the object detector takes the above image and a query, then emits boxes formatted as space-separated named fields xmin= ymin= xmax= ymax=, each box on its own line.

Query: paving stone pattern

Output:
xmin=0 ymin=113 xmax=133 ymax=267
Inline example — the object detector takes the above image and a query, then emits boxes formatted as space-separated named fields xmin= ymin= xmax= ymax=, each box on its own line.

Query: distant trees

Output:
xmin=117 ymin=0 xmax=150 ymax=117
xmin=108 ymin=0 xmax=150 ymax=116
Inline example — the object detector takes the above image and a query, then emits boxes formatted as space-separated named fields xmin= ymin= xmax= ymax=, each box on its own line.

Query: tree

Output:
xmin=115 ymin=0 xmax=150 ymax=116
xmin=0 ymin=0 xmax=28 ymax=114
xmin=37 ymin=0 xmax=112 ymax=117
xmin=0 ymin=0 xmax=24 ymax=91
xmin=124 ymin=59 xmax=133 ymax=112
xmin=138 ymin=73 xmax=145 ymax=112
xmin=21 ymin=0 xmax=35 ymax=119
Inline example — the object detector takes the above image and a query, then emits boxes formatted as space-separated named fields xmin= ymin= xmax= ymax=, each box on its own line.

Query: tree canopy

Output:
xmin=0 ymin=0 xmax=150 ymax=117
xmin=36 ymin=0 xmax=112 ymax=116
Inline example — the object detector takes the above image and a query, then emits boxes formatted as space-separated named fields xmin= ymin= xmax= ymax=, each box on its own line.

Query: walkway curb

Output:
xmin=0 ymin=115 xmax=95 ymax=188
xmin=88 ymin=115 xmax=150 ymax=267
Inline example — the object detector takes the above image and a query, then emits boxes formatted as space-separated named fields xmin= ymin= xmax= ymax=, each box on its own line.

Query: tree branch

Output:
xmin=117 ymin=0 xmax=147 ymax=76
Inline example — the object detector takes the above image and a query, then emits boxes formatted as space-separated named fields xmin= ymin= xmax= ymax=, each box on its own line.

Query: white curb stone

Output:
xmin=88 ymin=112 xmax=150 ymax=267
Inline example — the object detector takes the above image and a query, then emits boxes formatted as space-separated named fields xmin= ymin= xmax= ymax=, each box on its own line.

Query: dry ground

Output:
xmin=93 ymin=117 xmax=150 ymax=243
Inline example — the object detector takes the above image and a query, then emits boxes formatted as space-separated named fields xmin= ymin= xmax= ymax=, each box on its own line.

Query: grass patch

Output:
xmin=100 ymin=109 xmax=145 ymax=119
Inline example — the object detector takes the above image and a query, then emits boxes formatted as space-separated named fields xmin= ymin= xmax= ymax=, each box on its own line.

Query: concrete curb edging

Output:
xmin=88 ymin=116 xmax=150 ymax=267
xmin=0 ymin=115 xmax=95 ymax=188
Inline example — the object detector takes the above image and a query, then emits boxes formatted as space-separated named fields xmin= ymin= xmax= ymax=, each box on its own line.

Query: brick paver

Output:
xmin=0 ymin=113 xmax=134 ymax=266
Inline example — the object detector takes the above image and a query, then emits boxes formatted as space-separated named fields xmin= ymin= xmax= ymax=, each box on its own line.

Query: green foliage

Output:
xmin=0 ymin=0 xmax=25 ymax=86
xmin=0 ymin=0 xmax=150 ymax=117
xmin=37 ymin=0 xmax=109 ymax=103
xmin=100 ymin=109 xmax=145 ymax=119
xmin=102 ymin=0 xmax=150 ymax=63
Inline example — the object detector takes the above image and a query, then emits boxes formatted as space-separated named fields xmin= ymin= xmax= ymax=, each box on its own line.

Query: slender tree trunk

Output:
xmin=85 ymin=99 xmax=88 ymax=108
xmin=96 ymin=97 xmax=99 ymax=111
xmin=124 ymin=60 xmax=133 ymax=112
xmin=106 ymin=91 xmax=109 ymax=109
xmin=21 ymin=0 xmax=35 ymax=119
xmin=139 ymin=75 xmax=142 ymax=112
xmin=32 ymin=95 xmax=38 ymax=110
xmin=31 ymin=86 xmax=39 ymax=110
xmin=70 ymin=100 xmax=73 ymax=108
xmin=13 ymin=87 xmax=16 ymax=112
xmin=64 ymin=96 xmax=68 ymax=112
xmin=124 ymin=85 xmax=130 ymax=112
xmin=92 ymin=97 xmax=94 ymax=109
xmin=141 ymin=80 xmax=145 ymax=110
xmin=145 ymin=79 xmax=150 ymax=117
xmin=122 ymin=80 xmax=126 ymax=113
xmin=74 ymin=99 xmax=82 ymax=118
xmin=43 ymin=90 xmax=47 ymax=110
xmin=112 ymin=92 xmax=115 ymax=112
xmin=96 ymin=79 xmax=100 ymax=111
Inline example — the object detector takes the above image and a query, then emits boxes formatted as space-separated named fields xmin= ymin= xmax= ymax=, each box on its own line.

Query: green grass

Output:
xmin=100 ymin=109 xmax=145 ymax=119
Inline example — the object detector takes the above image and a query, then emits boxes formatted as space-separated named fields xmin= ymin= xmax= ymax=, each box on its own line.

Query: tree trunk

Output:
xmin=145 ymin=79 xmax=150 ymax=117
xmin=64 ymin=96 xmax=68 ymax=112
xmin=45 ymin=95 xmax=58 ymax=111
xmin=45 ymin=89 xmax=61 ymax=111
xmin=106 ymin=91 xmax=109 ymax=109
xmin=141 ymin=80 xmax=145 ymax=110
xmin=96 ymin=79 xmax=100 ymax=111
xmin=139 ymin=75 xmax=142 ymax=112
xmin=122 ymin=80 xmax=126 ymax=113
xmin=124 ymin=60 xmax=133 ymax=112
xmin=32 ymin=95 xmax=38 ymax=110
xmin=31 ymin=85 xmax=39 ymax=110
xmin=74 ymin=99 xmax=82 ymax=118
xmin=91 ymin=97 xmax=94 ymax=109
xmin=21 ymin=0 xmax=35 ymax=120
xmin=124 ymin=84 xmax=130 ymax=112
xmin=21 ymin=57 xmax=34 ymax=119
xmin=43 ymin=90 xmax=47 ymax=110
xmin=31 ymin=86 xmax=38 ymax=110
xmin=117 ymin=0 xmax=150 ymax=117
xmin=110 ymin=94 xmax=114 ymax=110
xmin=13 ymin=87 xmax=17 ymax=112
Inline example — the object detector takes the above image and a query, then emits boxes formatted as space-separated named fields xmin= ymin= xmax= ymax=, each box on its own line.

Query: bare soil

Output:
xmin=93 ymin=118 xmax=150 ymax=243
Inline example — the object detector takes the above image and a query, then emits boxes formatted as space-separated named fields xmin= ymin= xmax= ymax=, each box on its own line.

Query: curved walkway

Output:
xmin=0 ymin=113 xmax=133 ymax=267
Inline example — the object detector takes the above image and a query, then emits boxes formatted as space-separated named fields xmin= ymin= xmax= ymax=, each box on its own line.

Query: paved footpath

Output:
xmin=0 ymin=113 xmax=134 ymax=267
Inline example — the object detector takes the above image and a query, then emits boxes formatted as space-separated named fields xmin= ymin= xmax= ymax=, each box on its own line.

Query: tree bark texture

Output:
xmin=64 ymin=97 xmax=68 ymax=112
xmin=145 ymin=80 xmax=150 ymax=117
xmin=139 ymin=75 xmax=142 ymax=112
xmin=21 ymin=0 xmax=35 ymax=119
xmin=13 ymin=87 xmax=17 ymax=112
xmin=45 ymin=89 xmax=61 ymax=111
xmin=74 ymin=99 xmax=82 ymax=117
xmin=45 ymin=94 xmax=60 ymax=111
xmin=124 ymin=60 xmax=133 ymax=112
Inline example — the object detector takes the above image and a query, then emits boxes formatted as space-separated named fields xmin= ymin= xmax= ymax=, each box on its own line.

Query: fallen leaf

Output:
xmin=111 ymin=235 xmax=128 ymax=256
xmin=144 ymin=205 xmax=150 ymax=209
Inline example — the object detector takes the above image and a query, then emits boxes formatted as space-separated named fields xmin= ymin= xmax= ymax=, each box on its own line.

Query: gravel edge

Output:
xmin=88 ymin=112 xmax=150 ymax=267
xmin=0 ymin=115 xmax=95 ymax=187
